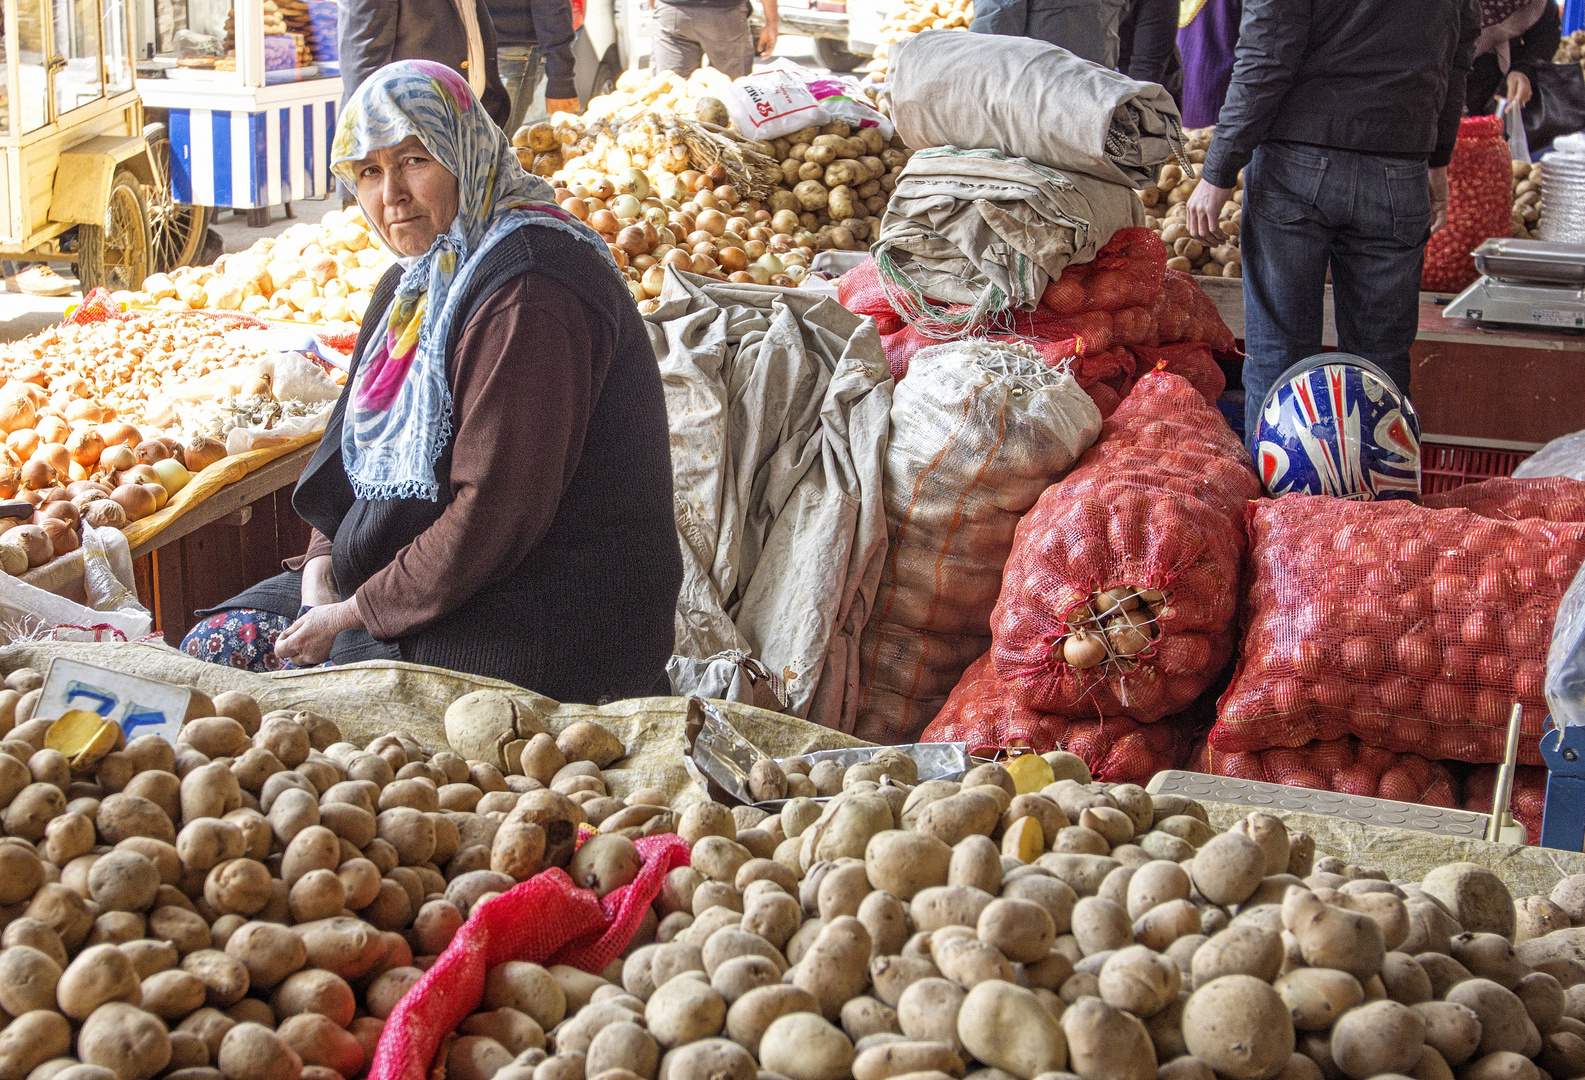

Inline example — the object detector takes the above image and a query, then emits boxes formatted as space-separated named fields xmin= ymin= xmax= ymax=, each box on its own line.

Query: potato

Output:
xmin=1100 ymin=944 xmax=1182 ymax=1017
xmin=0 ymin=942 xmax=59 ymax=1015
xmin=724 ymin=985 xmax=822 ymax=1057
xmin=0 ymin=1010 xmax=72 ymax=1080
xmin=226 ymin=921 xmax=307 ymax=989
xmin=1282 ymin=887 xmax=1385 ymax=982
xmin=1446 ymin=978 xmax=1535 ymax=1057
xmin=141 ymin=969 xmax=209 ymax=1020
xmin=1421 ymin=865 xmax=1516 ymax=941
xmin=1192 ymin=924 xmax=1285 ymax=988
xmin=486 ymin=962 xmax=567 ymax=1031
xmin=204 ymin=860 xmax=273 ymax=916
xmin=556 ymin=722 xmax=623 ymax=768
xmin=1275 ymin=967 xmax=1365 ymax=1030
xmin=956 ymin=979 xmax=1067 ymax=1079
xmin=1330 ymin=999 xmax=1426 ymax=1078
xmin=1180 ymin=974 xmax=1295 ymax=1080
xmin=58 ymin=942 xmax=143 ymax=1019
xmin=182 ymin=949 xmax=251 ymax=1006
xmin=897 ymin=979 xmax=967 ymax=1057
xmin=89 ymin=850 xmax=161 ymax=912
xmin=216 ymin=1023 xmax=301 ymax=1080
xmin=79 ymin=1002 xmax=173 ymax=1080
xmin=462 ymin=1009 xmax=547 ymax=1057
xmin=278 ymin=1014 xmax=364 ymax=1078
xmin=6 ymin=782 xmax=65 ymax=840
xmin=644 ymin=975 xmax=725 ymax=1048
xmin=977 ymin=898 xmax=1055 ymax=965
xmin=0 ymin=841 xmax=44 ymax=903
xmin=758 ymin=1013 xmax=852 ymax=1080
xmin=1061 ymin=996 xmax=1156 ymax=1080
xmin=658 ymin=1039 xmax=755 ymax=1080
xmin=865 ymin=832 xmax=951 ymax=901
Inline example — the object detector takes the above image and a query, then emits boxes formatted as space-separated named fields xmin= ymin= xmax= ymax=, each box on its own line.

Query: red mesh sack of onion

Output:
xmin=1211 ymin=495 xmax=1585 ymax=766
xmin=989 ymin=370 xmax=1259 ymax=722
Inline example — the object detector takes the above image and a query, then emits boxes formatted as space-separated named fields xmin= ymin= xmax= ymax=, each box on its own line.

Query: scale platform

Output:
xmin=1144 ymin=771 xmax=1516 ymax=841
xmin=1444 ymin=238 xmax=1585 ymax=330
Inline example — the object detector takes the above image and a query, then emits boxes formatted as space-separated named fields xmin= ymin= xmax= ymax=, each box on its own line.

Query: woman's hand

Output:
xmin=275 ymin=598 xmax=365 ymax=667
xmin=301 ymin=555 xmax=341 ymax=608
xmin=1506 ymin=69 xmax=1533 ymax=112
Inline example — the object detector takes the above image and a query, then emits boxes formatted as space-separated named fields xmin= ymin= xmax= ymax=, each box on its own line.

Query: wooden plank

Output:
xmin=128 ymin=443 xmax=316 ymax=560
xmin=1409 ymin=338 xmax=1585 ymax=448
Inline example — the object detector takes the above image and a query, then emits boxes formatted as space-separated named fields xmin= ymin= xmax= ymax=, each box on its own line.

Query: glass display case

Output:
xmin=0 ymin=0 xmax=155 ymax=288
xmin=133 ymin=0 xmax=342 ymax=218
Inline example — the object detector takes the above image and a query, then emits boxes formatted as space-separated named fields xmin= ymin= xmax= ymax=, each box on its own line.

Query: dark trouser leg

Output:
xmin=499 ymin=45 xmax=542 ymax=136
xmin=1239 ymin=142 xmax=1335 ymax=451
xmin=1327 ymin=151 xmax=1428 ymax=399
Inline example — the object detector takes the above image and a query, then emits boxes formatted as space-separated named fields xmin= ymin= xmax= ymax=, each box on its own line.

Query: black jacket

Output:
xmin=339 ymin=0 xmax=512 ymax=130
xmin=483 ymin=0 xmax=579 ymax=100
xmin=1117 ymin=0 xmax=1182 ymax=105
xmin=1200 ymin=0 xmax=1481 ymax=189
xmin=970 ymin=0 xmax=1130 ymax=67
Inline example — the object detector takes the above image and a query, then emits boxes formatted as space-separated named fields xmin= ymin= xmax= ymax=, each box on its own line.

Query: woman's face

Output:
xmin=354 ymin=135 xmax=461 ymax=257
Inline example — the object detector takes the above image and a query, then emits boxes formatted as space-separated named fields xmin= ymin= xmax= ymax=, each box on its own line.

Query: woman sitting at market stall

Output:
xmin=182 ymin=60 xmax=683 ymax=705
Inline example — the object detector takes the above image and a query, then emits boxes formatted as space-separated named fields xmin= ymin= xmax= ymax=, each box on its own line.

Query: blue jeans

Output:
xmin=498 ymin=45 xmax=544 ymax=137
xmin=1240 ymin=142 xmax=1430 ymax=450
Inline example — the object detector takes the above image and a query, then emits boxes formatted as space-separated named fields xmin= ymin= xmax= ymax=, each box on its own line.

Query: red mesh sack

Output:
xmin=318 ymin=327 xmax=360 ymax=355
xmin=1041 ymin=228 xmax=1169 ymax=314
xmin=1423 ymin=116 xmax=1513 ymax=293
xmin=1155 ymin=270 xmax=1236 ymax=351
xmin=921 ymin=655 xmax=1194 ymax=782
xmin=1130 ymin=343 xmax=1226 ymax=405
xmin=371 ymin=833 xmax=689 ymax=1080
xmin=1424 ymin=477 xmax=1585 ymax=523
xmin=1196 ymin=737 xmax=1459 ymax=806
xmin=1213 ymin=496 xmax=1585 ymax=766
xmin=1464 ymin=764 xmax=1547 ymax=844
xmin=63 ymin=288 xmax=137 ymax=325
xmin=990 ymin=371 xmax=1261 ymax=722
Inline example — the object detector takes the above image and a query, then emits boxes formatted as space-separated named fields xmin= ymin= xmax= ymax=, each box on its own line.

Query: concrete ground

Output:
xmin=0 ymin=35 xmax=822 ymax=346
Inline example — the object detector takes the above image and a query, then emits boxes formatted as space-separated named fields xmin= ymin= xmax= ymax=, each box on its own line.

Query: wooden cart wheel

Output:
xmin=144 ymin=123 xmax=212 ymax=273
xmin=78 ymin=168 xmax=152 ymax=293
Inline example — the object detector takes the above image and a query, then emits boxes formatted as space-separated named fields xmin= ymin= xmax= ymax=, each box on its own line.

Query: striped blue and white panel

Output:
xmin=166 ymin=99 xmax=338 ymax=209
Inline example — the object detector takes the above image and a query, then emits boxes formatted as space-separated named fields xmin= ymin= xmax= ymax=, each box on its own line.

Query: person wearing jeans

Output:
xmin=487 ymin=0 xmax=580 ymax=135
xmin=1185 ymin=0 xmax=1481 ymax=451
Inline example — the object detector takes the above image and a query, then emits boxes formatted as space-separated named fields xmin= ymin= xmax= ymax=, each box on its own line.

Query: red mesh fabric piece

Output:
xmin=370 ymin=833 xmax=690 ymax=1080
xmin=921 ymin=655 xmax=1194 ymax=782
xmin=1195 ymin=737 xmax=1460 ymax=806
xmin=1464 ymin=764 xmax=1547 ymax=844
xmin=1425 ymin=477 xmax=1585 ymax=523
xmin=63 ymin=288 xmax=136 ymax=324
xmin=1131 ymin=344 xmax=1226 ymax=405
xmin=318 ymin=327 xmax=360 ymax=355
xmin=840 ymin=258 xmax=909 ymax=336
xmin=1423 ymin=116 xmax=1512 ymax=293
xmin=1040 ymin=228 xmax=1169 ymax=314
xmin=1213 ymin=496 xmax=1585 ymax=766
xmin=991 ymin=371 xmax=1260 ymax=722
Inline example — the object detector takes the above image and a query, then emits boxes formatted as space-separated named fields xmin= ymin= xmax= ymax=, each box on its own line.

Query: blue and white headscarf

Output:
xmin=330 ymin=60 xmax=619 ymax=501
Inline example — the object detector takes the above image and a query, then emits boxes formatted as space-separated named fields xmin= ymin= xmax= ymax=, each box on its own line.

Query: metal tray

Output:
xmin=1472 ymin=238 xmax=1585 ymax=285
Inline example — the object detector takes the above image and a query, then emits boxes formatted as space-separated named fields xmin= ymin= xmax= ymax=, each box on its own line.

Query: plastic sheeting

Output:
xmin=645 ymin=269 xmax=894 ymax=731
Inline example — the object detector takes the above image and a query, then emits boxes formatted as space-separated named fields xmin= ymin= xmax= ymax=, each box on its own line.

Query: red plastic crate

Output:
xmin=1420 ymin=440 xmax=1534 ymax=494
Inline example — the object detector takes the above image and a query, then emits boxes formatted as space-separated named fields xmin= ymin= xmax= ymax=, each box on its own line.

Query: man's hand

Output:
xmin=1187 ymin=178 xmax=1234 ymax=245
xmin=546 ymin=97 xmax=581 ymax=115
xmin=1506 ymin=69 xmax=1532 ymax=112
xmin=300 ymin=555 xmax=340 ymax=608
xmin=758 ymin=22 xmax=778 ymax=56
xmin=275 ymin=598 xmax=365 ymax=667
xmin=1429 ymin=166 xmax=1449 ymax=234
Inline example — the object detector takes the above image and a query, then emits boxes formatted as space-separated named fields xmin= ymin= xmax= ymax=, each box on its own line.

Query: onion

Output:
xmin=560 ymin=198 xmax=590 ymax=221
xmin=38 ymin=518 xmax=77 ymax=556
xmin=5 ymin=430 xmax=38 ymax=460
xmin=99 ymin=422 xmax=142 ymax=449
xmin=82 ymin=499 xmax=127 ymax=530
xmin=9 ymin=524 xmax=52 ymax=568
xmin=136 ymin=439 xmax=173 ymax=465
xmin=110 ymin=484 xmax=157 ymax=522
xmin=1062 ymin=630 xmax=1107 ymax=669
xmin=662 ymin=249 xmax=692 ymax=271
xmin=65 ymin=428 xmax=105 ymax=468
xmin=151 ymin=457 xmax=191 ymax=496
xmin=180 ymin=436 xmax=226 ymax=473
xmin=588 ymin=209 xmax=619 ymax=235
xmin=20 ymin=459 xmax=55 ymax=491
xmin=0 ymin=542 xmax=24 ymax=577
xmin=718 ymin=248 xmax=749 ymax=274
xmin=0 ymin=467 xmax=21 ymax=499
xmin=696 ymin=210 xmax=727 ymax=237
xmin=616 ymin=226 xmax=650 ymax=257
xmin=35 ymin=416 xmax=68 ymax=445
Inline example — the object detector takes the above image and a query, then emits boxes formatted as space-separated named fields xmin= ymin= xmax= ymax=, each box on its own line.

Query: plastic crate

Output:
xmin=1420 ymin=440 xmax=1534 ymax=494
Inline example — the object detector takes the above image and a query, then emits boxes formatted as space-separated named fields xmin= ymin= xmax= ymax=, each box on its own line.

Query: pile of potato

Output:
xmin=448 ymin=747 xmax=1585 ymax=1080
xmin=861 ymin=0 xmax=974 ymax=82
xmin=510 ymin=70 xmax=910 ymax=304
xmin=1513 ymin=160 xmax=1544 ymax=240
xmin=1137 ymin=130 xmax=1242 ymax=280
xmin=0 ymin=673 xmax=636 ymax=1080
xmin=1556 ymin=31 xmax=1585 ymax=64
xmin=120 ymin=212 xmax=395 ymax=329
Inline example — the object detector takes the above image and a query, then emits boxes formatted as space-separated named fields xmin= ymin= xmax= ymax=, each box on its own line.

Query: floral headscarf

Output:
xmin=330 ymin=60 xmax=618 ymax=502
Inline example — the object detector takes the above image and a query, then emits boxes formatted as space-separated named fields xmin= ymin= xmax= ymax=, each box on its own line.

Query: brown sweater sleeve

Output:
xmin=282 ymin=529 xmax=334 ymax=572
xmin=353 ymin=273 xmax=612 ymax=641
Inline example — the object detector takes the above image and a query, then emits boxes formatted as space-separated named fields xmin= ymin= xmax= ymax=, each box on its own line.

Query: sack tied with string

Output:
xmin=991 ymin=370 xmax=1260 ymax=722
xmin=855 ymin=340 xmax=1102 ymax=743
xmin=1212 ymin=496 xmax=1585 ymax=766
xmin=922 ymin=654 xmax=1196 ymax=781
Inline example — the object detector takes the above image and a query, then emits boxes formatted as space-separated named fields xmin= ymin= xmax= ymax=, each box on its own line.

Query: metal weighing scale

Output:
xmin=1444 ymin=238 xmax=1585 ymax=330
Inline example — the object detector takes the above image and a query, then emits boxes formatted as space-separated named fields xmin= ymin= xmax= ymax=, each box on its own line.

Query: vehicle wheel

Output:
xmin=143 ymin=122 xmax=212 ymax=273
xmin=77 ymin=168 xmax=152 ymax=293
xmin=813 ymin=37 xmax=866 ymax=73
xmin=593 ymin=54 xmax=620 ymax=99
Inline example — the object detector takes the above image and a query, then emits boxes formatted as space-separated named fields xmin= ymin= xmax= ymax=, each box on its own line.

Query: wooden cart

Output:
xmin=0 ymin=0 xmax=210 ymax=289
